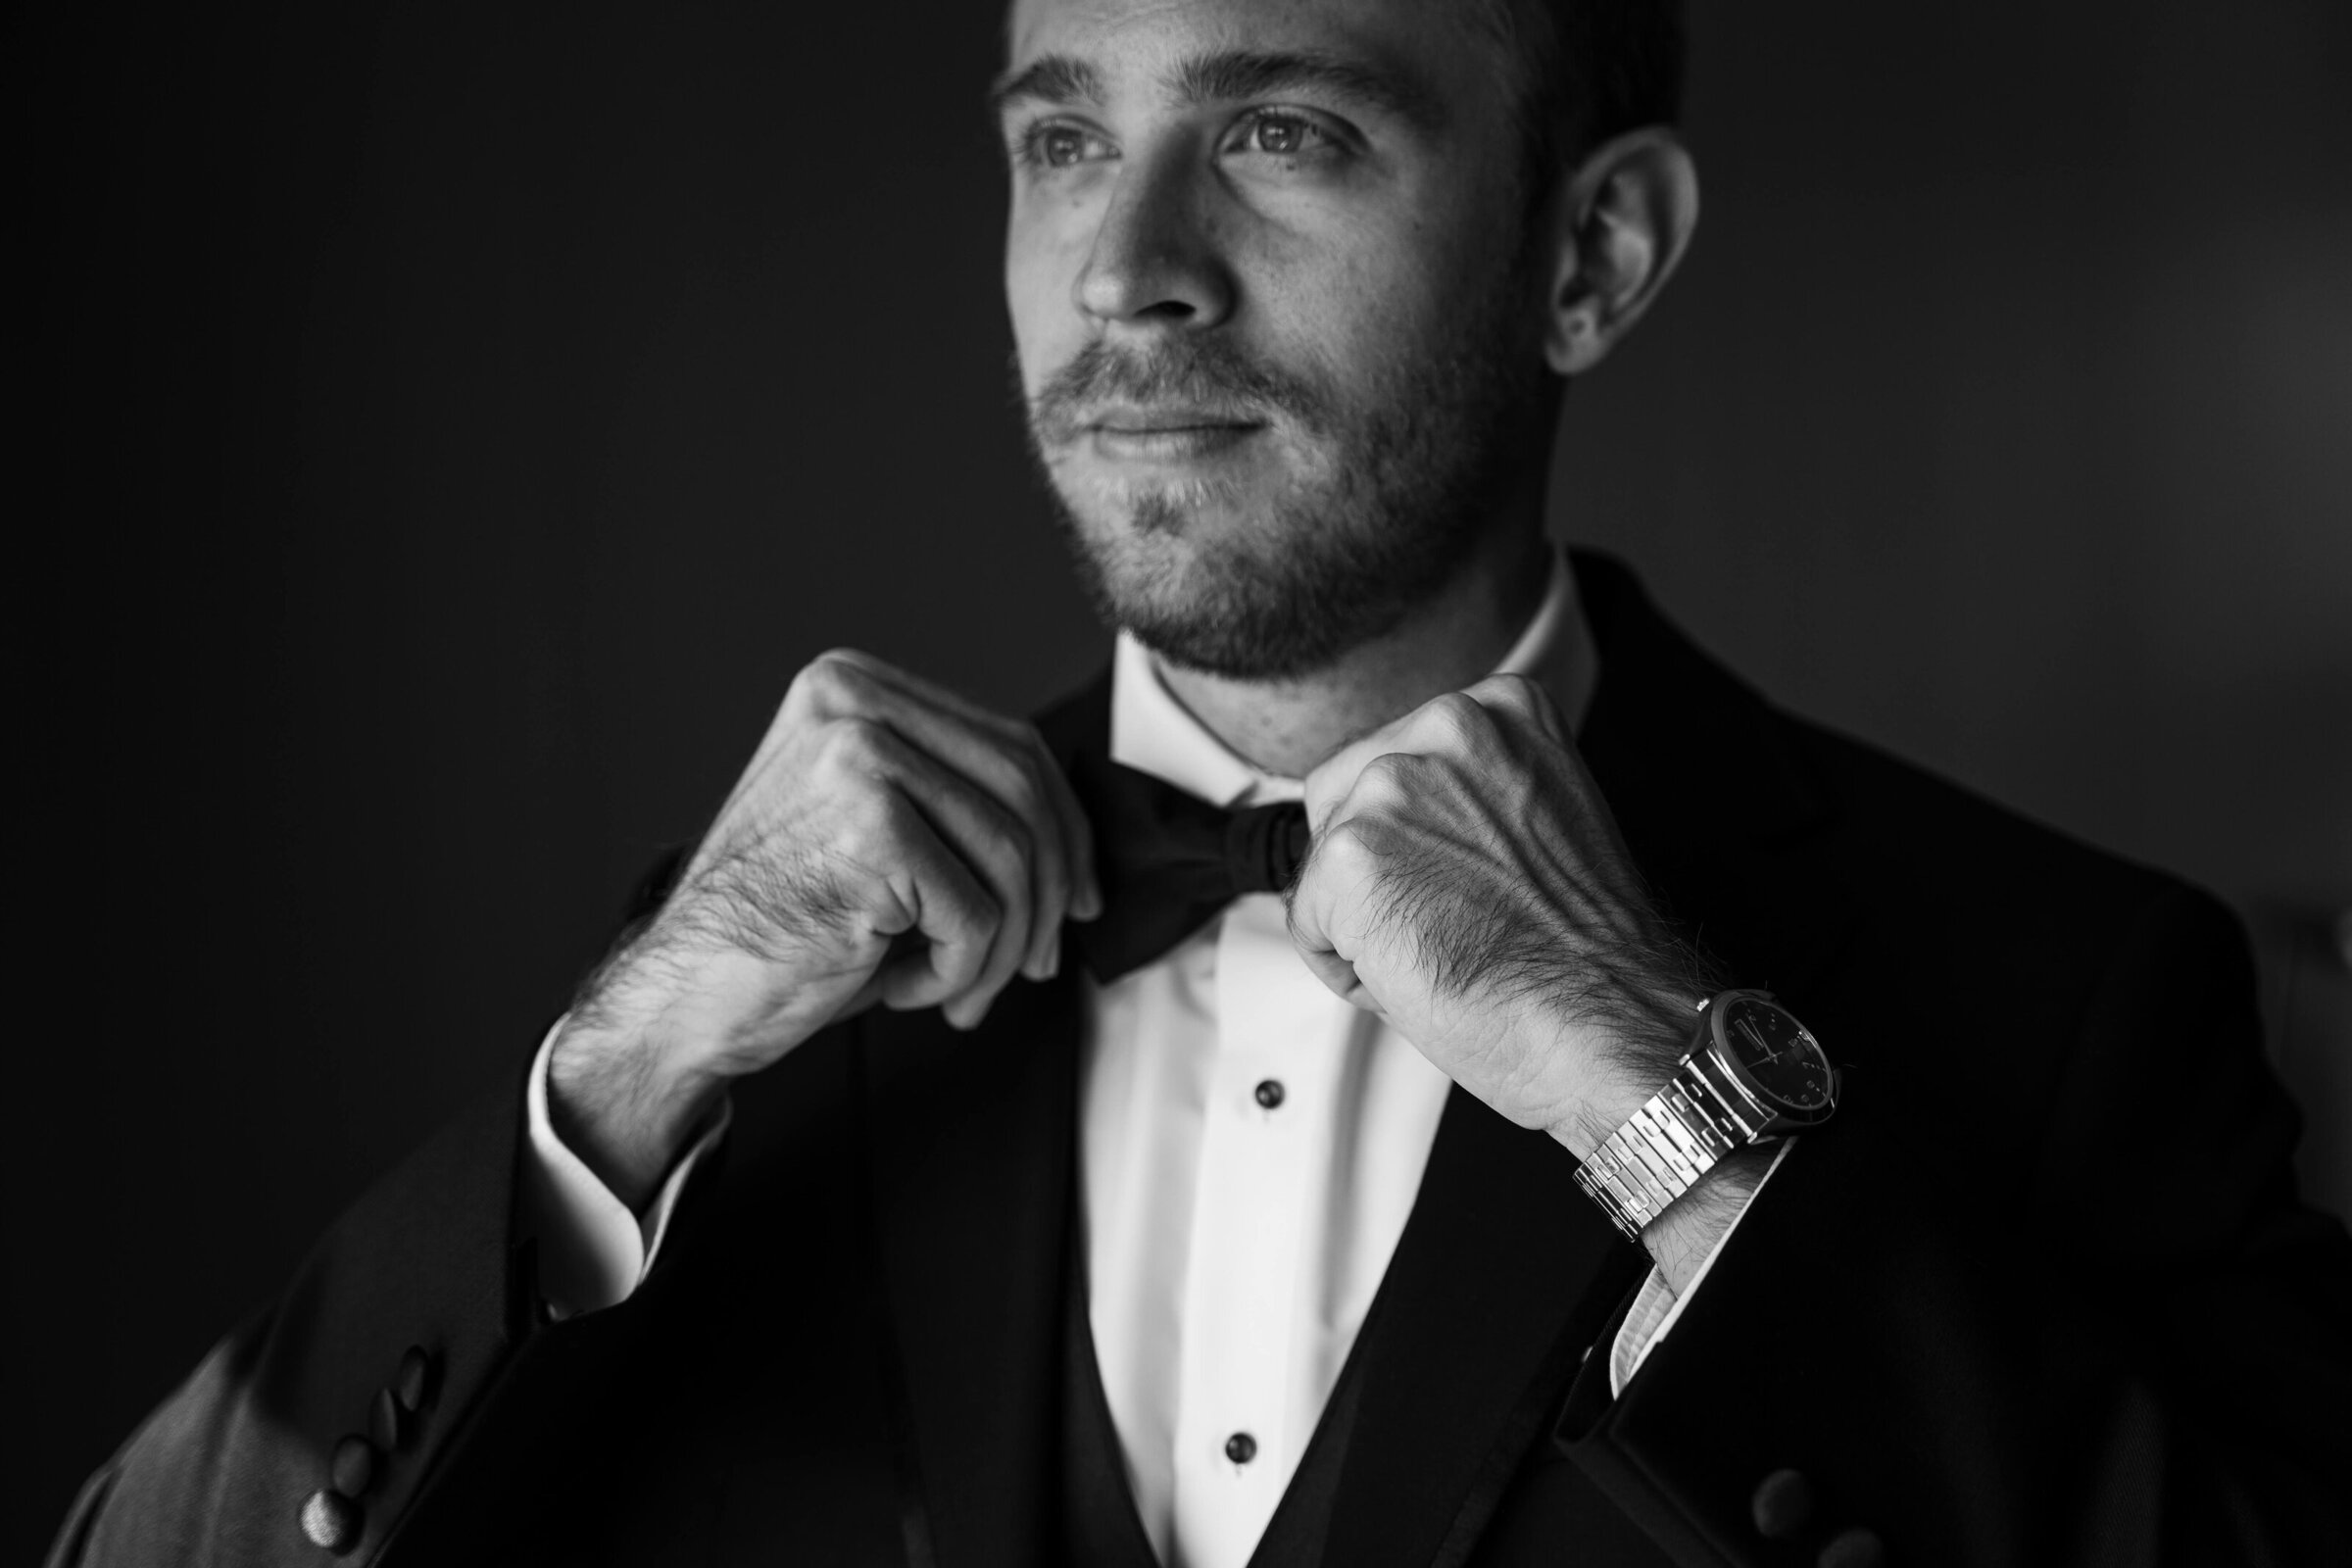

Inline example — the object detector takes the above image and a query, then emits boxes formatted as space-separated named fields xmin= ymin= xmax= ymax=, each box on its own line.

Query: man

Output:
xmin=50 ymin=0 xmax=2350 ymax=1563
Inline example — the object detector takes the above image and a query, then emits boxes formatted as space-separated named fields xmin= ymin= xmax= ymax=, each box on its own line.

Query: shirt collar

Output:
xmin=1107 ymin=545 xmax=1596 ymax=808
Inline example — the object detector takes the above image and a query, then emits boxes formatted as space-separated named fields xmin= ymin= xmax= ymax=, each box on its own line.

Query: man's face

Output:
xmin=1000 ymin=0 xmax=1554 ymax=680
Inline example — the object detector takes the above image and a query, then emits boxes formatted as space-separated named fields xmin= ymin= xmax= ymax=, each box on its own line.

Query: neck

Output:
xmin=1154 ymin=500 xmax=1554 ymax=779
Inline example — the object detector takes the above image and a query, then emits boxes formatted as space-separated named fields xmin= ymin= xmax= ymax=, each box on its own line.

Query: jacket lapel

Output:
xmin=1316 ymin=553 xmax=1863 ymax=1566
xmin=852 ymin=670 xmax=1120 ymax=1568
xmin=1316 ymin=1088 xmax=1650 ymax=1568
xmin=861 ymin=970 xmax=1084 ymax=1568
xmin=1569 ymin=549 xmax=1858 ymax=1006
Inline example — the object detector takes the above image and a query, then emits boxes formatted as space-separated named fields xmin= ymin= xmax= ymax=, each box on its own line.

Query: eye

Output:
xmin=1250 ymin=115 xmax=1316 ymax=155
xmin=1230 ymin=111 xmax=1339 ymax=160
xmin=1017 ymin=121 xmax=1115 ymax=172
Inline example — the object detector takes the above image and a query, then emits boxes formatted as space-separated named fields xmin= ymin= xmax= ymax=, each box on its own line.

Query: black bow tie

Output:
xmin=1064 ymin=754 xmax=1311 ymax=983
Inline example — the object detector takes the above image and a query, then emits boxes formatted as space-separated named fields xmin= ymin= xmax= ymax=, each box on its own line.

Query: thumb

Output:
xmin=1285 ymin=844 xmax=1383 ymax=1014
xmin=1296 ymin=943 xmax=1383 ymax=1015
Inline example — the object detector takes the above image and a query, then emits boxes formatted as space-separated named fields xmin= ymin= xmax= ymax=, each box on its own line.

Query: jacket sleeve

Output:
xmin=46 ymin=1059 xmax=555 ymax=1568
xmin=1555 ymin=885 xmax=2352 ymax=1568
xmin=47 ymin=850 xmax=715 ymax=1568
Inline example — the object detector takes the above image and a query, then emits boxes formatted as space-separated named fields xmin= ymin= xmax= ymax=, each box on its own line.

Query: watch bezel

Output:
xmin=1702 ymin=990 xmax=1838 ymax=1131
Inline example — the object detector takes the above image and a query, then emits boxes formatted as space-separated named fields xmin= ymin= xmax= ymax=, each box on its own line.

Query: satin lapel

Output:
xmin=1569 ymin=550 xmax=1861 ymax=1006
xmin=1318 ymin=1088 xmax=1650 ymax=1568
xmin=862 ymin=969 xmax=1084 ymax=1568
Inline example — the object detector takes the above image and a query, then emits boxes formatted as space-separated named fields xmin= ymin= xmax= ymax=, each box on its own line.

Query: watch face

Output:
xmin=1718 ymin=996 xmax=1835 ymax=1112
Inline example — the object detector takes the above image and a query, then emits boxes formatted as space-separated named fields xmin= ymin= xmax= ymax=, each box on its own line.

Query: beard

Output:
xmin=1021 ymin=255 xmax=1554 ymax=682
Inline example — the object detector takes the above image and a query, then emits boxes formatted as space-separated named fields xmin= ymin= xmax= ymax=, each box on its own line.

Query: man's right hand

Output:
xmin=547 ymin=650 xmax=1102 ymax=1208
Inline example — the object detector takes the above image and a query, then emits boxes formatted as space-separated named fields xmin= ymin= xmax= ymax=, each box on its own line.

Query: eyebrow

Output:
xmin=987 ymin=53 xmax=1106 ymax=117
xmin=1170 ymin=48 xmax=1446 ymax=132
xmin=988 ymin=47 xmax=1446 ymax=133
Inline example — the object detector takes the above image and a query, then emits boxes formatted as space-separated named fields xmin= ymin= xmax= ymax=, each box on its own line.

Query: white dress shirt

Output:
xmin=522 ymin=547 xmax=1776 ymax=1568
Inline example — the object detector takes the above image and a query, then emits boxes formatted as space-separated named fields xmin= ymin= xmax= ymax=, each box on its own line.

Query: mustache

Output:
xmin=1027 ymin=338 xmax=1330 ymax=446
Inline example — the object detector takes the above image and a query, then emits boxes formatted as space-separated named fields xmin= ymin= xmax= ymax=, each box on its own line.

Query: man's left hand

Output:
xmin=1287 ymin=674 xmax=1712 ymax=1164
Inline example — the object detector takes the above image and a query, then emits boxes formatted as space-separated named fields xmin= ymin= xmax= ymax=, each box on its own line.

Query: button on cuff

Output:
xmin=1819 ymin=1526 xmax=1887 ymax=1568
xmin=394 ymin=1344 xmax=438 ymax=1413
xmin=329 ymin=1435 xmax=376 ymax=1498
xmin=1752 ymin=1467 xmax=1814 ymax=1539
xmin=369 ymin=1388 xmax=405 ymax=1452
xmin=300 ymin=1489 xmax=362 ymax=1553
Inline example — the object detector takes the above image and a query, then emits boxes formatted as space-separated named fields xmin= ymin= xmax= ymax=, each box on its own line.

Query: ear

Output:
xmin=1538 ymin=129 xmax=1700 ymax=377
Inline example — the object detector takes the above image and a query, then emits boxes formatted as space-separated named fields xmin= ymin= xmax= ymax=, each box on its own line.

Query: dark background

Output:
xmin=11 ymin=0 xmax=2349 ymax=1553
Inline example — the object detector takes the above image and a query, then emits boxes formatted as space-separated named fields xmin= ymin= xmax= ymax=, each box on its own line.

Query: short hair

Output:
xmin=1475 ymin=0 xmax=1686 ymax=189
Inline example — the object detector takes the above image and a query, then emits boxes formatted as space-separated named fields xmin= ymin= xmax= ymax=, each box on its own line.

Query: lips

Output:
xmin=1085 ymin=417 xmax=1265 ymax=461
xmin=1088 ymin=410 xmax=1262 ymax=436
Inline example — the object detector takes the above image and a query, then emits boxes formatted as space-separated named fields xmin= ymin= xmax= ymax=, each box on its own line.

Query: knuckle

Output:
xmin=1424 ymin=691 xmax=1489 ymax=744
xmin=793 ymin=649 xmax=869 ymax=710
xmin=1489 ymin=673 xmax=1554 ymax=731
xmin=1003 ymin=754 xmax=1051 ymax=826
xmin=1484 ymin=671 xmax=1542 ymax=707
xmin=1320 ymin=816 xmax=1383 ymax=875
xmin=981 ymin=807 xmax=1035 ymax=879
xmin=1355 ymin=752 xmax=1416 ymax=803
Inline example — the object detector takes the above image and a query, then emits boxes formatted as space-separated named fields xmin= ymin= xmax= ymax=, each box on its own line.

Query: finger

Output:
xmin=859 ymin=792 xmax=1001 ymax=1015
xmin=1302 ymin=714 xmax=1411 ymax=832
xmin=1030 ymin=732 xmax=1102 ymax=925
xmin=1466 ymin=671 xmax=1566 ymax=744
xmin=862 ymin=728 xmax=1043 ymax=1026
xmin=1283 ymin=815 xmax=1385 ymax=1013
xmin=903 ymin=719 xmax=1067 ymax=983
xmin=837 ymin=651 xmax=1102 ymax=931
xmin=804 ymin=654 xmax=1079 ymax=980
xmin=817 ymin=648 xmax=1031 ymax=737
xmin=1301 ymin=690 xmax=1479 ymax=832
xmin=1297 ymin=943 xmax=1380 ymax=1015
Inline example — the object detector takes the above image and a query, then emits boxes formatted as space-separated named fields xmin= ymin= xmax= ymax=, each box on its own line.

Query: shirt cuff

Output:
xmin=1606 ymin=1138 xmax=1795 ymax=1397
xmin=521 ymin=1014 xmax=732 ymax=1318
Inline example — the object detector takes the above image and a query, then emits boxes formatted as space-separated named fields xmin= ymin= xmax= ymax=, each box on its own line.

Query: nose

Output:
xmin=1074 ymin=146 xmax=1235 ymax=330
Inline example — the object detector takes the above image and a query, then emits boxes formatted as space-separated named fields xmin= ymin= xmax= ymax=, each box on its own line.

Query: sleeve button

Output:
xmin=299 ymin=1489 xmax=362 ymax=1553
xmin=1819 ymin=1526 xmax=1887 ymax=1568
xmin=1751 ymin=1467 xmax=1815 ymax=1538
xmin=394 ymin=1344 xmax=437 ymax=1414
xmin=329 ymin=1435 xmax=376 ymax=1497
xmin=369 ymin=1387 xmax=406 ymax=1452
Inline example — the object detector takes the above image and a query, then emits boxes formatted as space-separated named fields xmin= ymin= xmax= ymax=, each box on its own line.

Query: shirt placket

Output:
xmin=1168 ymin=891 xmax=1349 ymax=1568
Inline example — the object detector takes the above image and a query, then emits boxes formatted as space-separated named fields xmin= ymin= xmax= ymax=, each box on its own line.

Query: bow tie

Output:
xmin=1064 ymin=754 xmax=1311 ymax=983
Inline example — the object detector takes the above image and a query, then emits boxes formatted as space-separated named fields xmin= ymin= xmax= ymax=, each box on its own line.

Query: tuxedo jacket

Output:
xmin=51 ymin=554 xmax=2352 ymax=1567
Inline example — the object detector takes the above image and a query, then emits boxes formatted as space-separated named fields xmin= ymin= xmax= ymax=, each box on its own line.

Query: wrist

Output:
xmin=1539 ymin=954 xmax=1723 ymax=1161
xmin=1568 ymin=987 xmax=1836 ymax=1255
xmin=547 ymin=1015 xmax=726 ymax=1212
xmin=1541 ymin=1014 xmax=1692 ymax=1163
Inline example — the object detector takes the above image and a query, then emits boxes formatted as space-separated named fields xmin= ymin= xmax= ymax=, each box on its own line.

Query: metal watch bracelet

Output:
xmin=1572 ymin=1047 xmax=1775 ymax=1243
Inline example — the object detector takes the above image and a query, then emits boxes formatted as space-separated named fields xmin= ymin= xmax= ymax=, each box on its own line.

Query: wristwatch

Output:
xmin=1572 ymin=989 xmax=1838 ymax=1242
